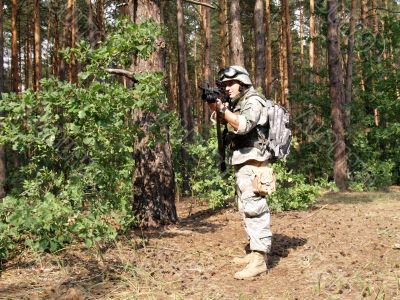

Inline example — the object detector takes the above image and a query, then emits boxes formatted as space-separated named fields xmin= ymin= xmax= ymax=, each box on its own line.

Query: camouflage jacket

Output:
xmin=227 ymin=87 xmax=272 ymax=165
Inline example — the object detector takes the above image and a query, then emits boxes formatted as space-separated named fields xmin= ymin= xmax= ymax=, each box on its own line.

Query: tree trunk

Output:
xmin=371 ymin=0 xmax=378 ymax=33
xmin=344 ymin=0 xmax=356 ymax=128
xmin=69 ymin=0 xmax=77 ymax=83
xmin=18 ymin=16 xmax=22 ymax=92
xmin=218 ymin=0 xmax=229 ymax=67
xmin=264 ymin=0 xmax=272 ymax=98
xmin=194 ymin=33 xmax=202 ymax=133
xmin=299 ymin=3 xmax=304 ymax=84
xmin=282 ymin=0 xmax=293 ymax=92
xmin=45 ymin=17 xmax=51 ymax=79
xmin=361 ymin=0 xmax=368 ymax=28
xmin=52 ymin=0 xmax=60 ymax=77
xmin=371 ymin=0 xmax=379 ymax=126
xmin=25 ymin=30 xmax=30 ymax=89
xmin=33 ymin=0 xmax=41 ymax=92
xmin=96 ymin=0 xmax=105 ymax=44
xmin=0 ymin=0 xmax=6 ymax=198
xmin=0 ymin=0 xmax=3 ymax=93
xmin=201 ymin=2 xmax=211 ymax=131
xmin=254 ymin=0 xmax=266 ymax=94
xmin=165 ymin=1 xmax=177 ymax=112
xmin=176 ymin=0 xmax=194 ymax=142
xmin=130 ymin=0 xmax=177 ymax=227
xmin=309 ymin=0 xmax=315 ymax=82
xmin=86 ymin=0 xmax=96 ymax=47
xmin=229 ymin=0 xmax=244 ymax=66
xmin=327 ymin=0 xmax=347 ymax=191
xmin=11 ymin=0 xmax=18 ymax=93
xmin=59 ymin=1 xmax=69 ymax=81
xmin=279 ymin=19 xmax=289 ymax=108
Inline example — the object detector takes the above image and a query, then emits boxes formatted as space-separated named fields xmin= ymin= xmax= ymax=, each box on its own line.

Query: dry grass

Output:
xmin=1 ymin=190 xmax=400 ymax=299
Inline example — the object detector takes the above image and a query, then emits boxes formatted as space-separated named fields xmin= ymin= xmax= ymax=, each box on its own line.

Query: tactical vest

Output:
xmin=227 ymin=88 xmax=272 ymax=154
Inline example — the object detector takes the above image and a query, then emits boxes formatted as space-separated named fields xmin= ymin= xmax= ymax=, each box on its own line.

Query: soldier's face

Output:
xmin=223 ymin=80 xmax=241 ymax=99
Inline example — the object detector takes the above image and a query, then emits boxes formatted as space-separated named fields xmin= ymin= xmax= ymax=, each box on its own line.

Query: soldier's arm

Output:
xmin=215 ymin=99 xmax=240 ymax=130
xmin=232 ymin=98 xmax=262 ymax=135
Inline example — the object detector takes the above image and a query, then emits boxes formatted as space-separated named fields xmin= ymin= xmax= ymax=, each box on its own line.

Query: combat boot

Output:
xmin=234 ymin=251 xmax=267 ymax=280
xmin=232 ymin=252 xmax=253 ymax=265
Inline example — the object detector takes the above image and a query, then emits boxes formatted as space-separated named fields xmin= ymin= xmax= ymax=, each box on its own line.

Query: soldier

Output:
xmin=209 ymin=65 xmax=274 ymax=280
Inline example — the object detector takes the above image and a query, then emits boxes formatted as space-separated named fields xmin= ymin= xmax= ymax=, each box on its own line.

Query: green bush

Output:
xmin=0 ymin=19 xmax=166 ymax=261
xmin=268 ymin=161 xmax=327 ymax=211
xmin=172 ymin=127 xmax=325 ymax=211
xmin=348 ymin=159 xmax=394 ymax=191
xmin=187 ymin=131 xmax=235 ymax=209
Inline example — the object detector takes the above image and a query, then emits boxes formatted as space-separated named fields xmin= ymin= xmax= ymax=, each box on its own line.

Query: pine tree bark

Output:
xmin=176 ymin=0 xmax=194 ymax=141
xmin=25 ymin=29 xmax=30 ymax=88
xmin=33 ymin=0 xmax=41 ymax=92
xmin=59 ymin=1 xmax=69 ymax=81
xmin=264 ymin=0 xmax=272 ymax=98
xmin=371 ymin=0 xmax=378 ymax=33
xmin=96 ymin=0 xmax=105 ymax=44
xmin=45 ymin=17 xmax=51 ymax=79
xmin=309 ymin=0 xmax=315 ymax=82
xmin=282 ymin=0 xmax=293 ymax=92
xmin=254 ymin=0 xmax=266 ymax=94
xmin=86 ymin=0 xmax=96 ymax=47
xmin=344 ymin=0 xmax=356 ymax=128
xmin=193 ymin=33 xmax=202 ymax=133
xmin=218 ymin=0 xmax=229 ymax=67
xmin=11 ymin=0 xmax=18 ymax=92
xmin=327 ymin=0 xmax=347 ymax=191
xmin=0 ymin=0 xmax=6 ymax=199
xmin=52 ymin=0 xmax=60 ymax=77
xmin=361 ymin=0 xmax=368 ymax=28
xmin=69 ymin=0 xmax=77 ymax=83
xmin=299 ymin=3 xmax=304 ymax=84
xmin=201 ymin=2 xmax=211 ymax=131
xmin=279 ymin=18 xmax=289 ymax=108
xmin=0 ymin=0 xmax=3 ymax=93
xmin=130 ymin=0 xmax=177 ymax=227
xmin=230 ymin=0 xmax=244 ymax=66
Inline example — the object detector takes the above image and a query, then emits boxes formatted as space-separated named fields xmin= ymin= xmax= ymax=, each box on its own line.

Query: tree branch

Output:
xmin=183 ymin=0 xmax=217 ymax=9
xmin=105 ymin=68 xmax=138 ymax=82
xmin=366 ymin=7 xmax=400 ymax=14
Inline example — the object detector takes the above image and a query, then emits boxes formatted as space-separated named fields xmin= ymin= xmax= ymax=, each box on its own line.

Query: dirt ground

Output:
xmin=1 ymin=188 xmax=400 ymax=300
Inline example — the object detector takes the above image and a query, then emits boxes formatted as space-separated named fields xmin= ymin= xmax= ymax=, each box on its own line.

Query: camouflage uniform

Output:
xmin=228 ymin=86 xmax=273 ymax=254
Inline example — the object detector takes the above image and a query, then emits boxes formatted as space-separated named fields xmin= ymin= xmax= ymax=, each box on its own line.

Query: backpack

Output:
xmin=232 ymin=89 xmax=292 ymax=161
xmin=265 ymin=102 xmax=292 ymax=160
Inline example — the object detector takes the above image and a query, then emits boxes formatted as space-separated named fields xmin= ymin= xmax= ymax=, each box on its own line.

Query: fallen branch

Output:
xmin=144 ymin=246 xmax=182 ymax=252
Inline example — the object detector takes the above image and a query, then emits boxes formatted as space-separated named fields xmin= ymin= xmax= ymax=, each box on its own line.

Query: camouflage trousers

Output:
xmin=235 ymin=161 xmax=272 ymax=253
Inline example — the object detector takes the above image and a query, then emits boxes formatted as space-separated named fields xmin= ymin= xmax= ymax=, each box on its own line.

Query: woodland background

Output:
xmin=0 ymin=0 xmax=399 ymax=261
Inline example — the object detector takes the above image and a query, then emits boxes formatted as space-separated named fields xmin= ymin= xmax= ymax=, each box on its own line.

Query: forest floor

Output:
xmin=1 ymin=188 xmax=400 ymax=300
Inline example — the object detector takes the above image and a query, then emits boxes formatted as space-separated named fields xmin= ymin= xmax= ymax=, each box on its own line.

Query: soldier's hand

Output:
xmin=215 ymin=99 xmax=224 ymax=111
xmin=208 ymin=102 xmax=217 ymax=111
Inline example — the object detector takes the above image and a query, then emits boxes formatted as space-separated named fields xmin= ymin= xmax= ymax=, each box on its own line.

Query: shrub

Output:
xmin=268 ymin=161 xmax=326 ymax=211
xmin=0 ymin=19 xmax=166 ymax=261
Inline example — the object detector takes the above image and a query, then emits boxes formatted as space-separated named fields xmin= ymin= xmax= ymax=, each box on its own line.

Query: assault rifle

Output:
xmin=200 ymin=83 xmax=229 ymax=173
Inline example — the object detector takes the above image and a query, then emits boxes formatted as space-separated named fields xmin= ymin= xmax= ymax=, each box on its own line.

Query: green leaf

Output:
xmin=78 ymin=110 xmax=86 ymax=119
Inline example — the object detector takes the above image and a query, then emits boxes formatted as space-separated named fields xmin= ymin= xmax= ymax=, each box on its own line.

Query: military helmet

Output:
xmin=218 ymin=65 xmax=252 ymax=86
